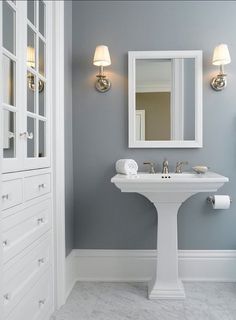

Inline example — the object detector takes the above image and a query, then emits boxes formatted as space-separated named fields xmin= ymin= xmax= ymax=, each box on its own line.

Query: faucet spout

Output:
xmin=162 ymin=159 xmax=169 ymax=174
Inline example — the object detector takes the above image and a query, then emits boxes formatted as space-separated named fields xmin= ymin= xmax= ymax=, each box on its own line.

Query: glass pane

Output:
xmin=3 ymin=1 xmax=15 ymax=54
xmin=27 ymin=71 xmax=35 ymax=113
xmin=38 ymin=120 xmax=45 ymax=157
xmin=39 ymin=38 xmax=45 ymax=76
xmin=27 ymin=0 xmax=35 ymax=25
xmin=3 ymin=110 xmax=16 ymax=158
xmin=27 ymin=27 xmax=36 ymax=70
xmin=38 ymin=0 xmax=45 ymax=37
xmin=3 ymin=55 xmax=15 ymax=106
xmin=38 ymin=79 xmax=45 ymax=116
xmin=27 ymin=117 xmax=36 ymax=157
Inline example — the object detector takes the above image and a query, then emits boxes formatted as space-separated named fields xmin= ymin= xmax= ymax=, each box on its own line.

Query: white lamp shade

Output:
xmin=27 ymin=46 xmax=35 ymax=68
xmin=93 ymin=45 xmax=111 ymax=67
xmin=212 ymin=44 xmax=231 ymax=66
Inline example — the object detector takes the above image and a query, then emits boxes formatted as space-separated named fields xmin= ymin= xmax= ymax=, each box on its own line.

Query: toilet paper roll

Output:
xmin=212 ymin=195 xmax=231 ymax=209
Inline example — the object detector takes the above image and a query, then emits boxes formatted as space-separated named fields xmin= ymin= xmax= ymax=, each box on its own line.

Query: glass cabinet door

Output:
xmin=2 ymin=0 xmax=22 ymax=172
xmin=1 ymin=0 xmax=51 ymax=172
xmin=24 ymin=0 xmax=50 ymax=169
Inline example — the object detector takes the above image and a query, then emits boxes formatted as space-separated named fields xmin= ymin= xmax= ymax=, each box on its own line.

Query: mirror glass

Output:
xmin=136 ymin=58 xmax=195 ymax=141
xmin=27 ymin=0 xmax=35 ymax=26
xmin=3 ymin=1 xmax=15 ymax=54
xmin=3 ymin=110 xmax=16 ymax=158
xmin=27 ymin=117 xmax=36 ymax=158
xmin=39 ymin=0 xmax=45 ymax=37
xmin=38 ymin=120 xmax=46 ymax=157
xmin=3 ymin=55 xmax=15 ymax=106
xmin=129 ymin=51 xmax=202 ymax=148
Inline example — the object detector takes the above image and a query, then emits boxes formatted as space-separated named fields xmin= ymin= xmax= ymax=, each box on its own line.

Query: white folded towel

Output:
xmin=115 ymin=159 xmax=138 ymax=175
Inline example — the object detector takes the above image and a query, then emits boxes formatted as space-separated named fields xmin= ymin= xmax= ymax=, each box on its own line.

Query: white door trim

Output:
xmin=52 ymin=0 xmax=66 ymax=310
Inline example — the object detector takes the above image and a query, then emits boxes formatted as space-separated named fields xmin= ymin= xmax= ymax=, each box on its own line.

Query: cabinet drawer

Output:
xmin=2 ymin=179 xmax=23 ymax=210
xmin=3 ymin=235 xmax=51 ymax=317
xmin=24 ymin=174 xmax=51 ymax=201
xmin=6 ymin=269 xmax=53 ymax=320
xmin=2 ymin=199 xmax=52 ymax=263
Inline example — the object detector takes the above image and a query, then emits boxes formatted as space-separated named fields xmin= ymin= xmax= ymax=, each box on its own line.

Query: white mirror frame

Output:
xmin=128 ymin=50 xmax=203 ymax=148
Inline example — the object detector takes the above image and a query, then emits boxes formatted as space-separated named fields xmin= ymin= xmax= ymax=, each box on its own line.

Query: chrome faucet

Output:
xmin=175 ymin=161 xmax=188 ymax=173
xmin=143 ymin=161 xmax=155 ymax=174
xmin=162 ymin=159 xmax=169 ymax=174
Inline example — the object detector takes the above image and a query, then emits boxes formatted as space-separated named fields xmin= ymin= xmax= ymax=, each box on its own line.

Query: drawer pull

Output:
xmin=3 ymin=240 xmax=9 ymax=247
xmin=37 ymin=217 xmax=45 ymax=225
xmin=38 ymin=257 xmax=46 ymax=265
xmin=3 ymin=293 xmax=11 ymax=302
xmin=2 ymin=194 xmax=9 ymax=201
xmin=38 ymin=183 xmax=46 ymax=189
xmin=39 ymin=299 xmax=46 ymax=308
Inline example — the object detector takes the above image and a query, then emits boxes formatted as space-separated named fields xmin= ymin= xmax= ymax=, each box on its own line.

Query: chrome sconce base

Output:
xmin=28 ymin=74 xmax=44 ymax=93
xmin=211 ymin=74 xmax=227 ymax=91
xmin=95 ymin=74 xmax=111 ymax=93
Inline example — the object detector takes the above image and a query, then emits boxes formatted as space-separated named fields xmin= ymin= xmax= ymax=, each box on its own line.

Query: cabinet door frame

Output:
xmin=23 ymin=0 xmax=52 ymax=170
xmin=1 ymin=0 xmax=52 ymax=173
xmin=2 ymin=1 xmax=24 ymax=173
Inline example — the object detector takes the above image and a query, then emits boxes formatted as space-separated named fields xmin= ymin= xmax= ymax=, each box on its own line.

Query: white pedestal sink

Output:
xmin=111 ymin=172 xmax=228 ymax=299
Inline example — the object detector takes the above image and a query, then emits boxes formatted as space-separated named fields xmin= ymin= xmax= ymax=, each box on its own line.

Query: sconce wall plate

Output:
xmin=95 ymin=74 xmax=111 ymax=93
xmin=211 ymin=73 xmax=227 ymax=91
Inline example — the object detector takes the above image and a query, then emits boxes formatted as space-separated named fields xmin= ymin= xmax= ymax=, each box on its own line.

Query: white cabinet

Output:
xmin=1 ymin=0 xmax=52 ymax=173
xmin=1 ymin=2 xmax=54 ymax=320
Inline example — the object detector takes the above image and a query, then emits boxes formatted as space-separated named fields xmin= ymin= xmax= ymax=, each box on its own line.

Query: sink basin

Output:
xmin=111 ymin=171 xmax=228 ymax=299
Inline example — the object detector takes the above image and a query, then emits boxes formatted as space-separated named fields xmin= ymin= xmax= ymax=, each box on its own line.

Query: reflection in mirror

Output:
xmin=27 ymin=117 xmax=36 ymax=157
xmin=27 ymin=27 xmax=36 ymax=69
xmin=39 ymin=38 xmax=45 ymax=76
xmin=39 ymin=120 xmax=45 ymax=157
xmin=3 ymin=1 xmax=15 ymax=54
xmin=3 ymin=55 xmax=15 ymax=106
xmin=135 ymin=58 xmax=195 ymax=141
xmin=39 ymin=0 xmax=45 ymax=37
xmin=27 ymin=0 xmax=35 ymax=25
xmin=38 ymin=80 xmax=45 ymax=116
xmin=3 ymin=110 xmax=15 ymax=158
xmin=27 ymin=71 xmax=35 ymax=113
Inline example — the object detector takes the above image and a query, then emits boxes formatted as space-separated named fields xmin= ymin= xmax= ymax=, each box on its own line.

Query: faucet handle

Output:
xmin=143 ymin=161 xmax=155 ymax=174
xmin=175 ymin=161 xmax=188 ymax=173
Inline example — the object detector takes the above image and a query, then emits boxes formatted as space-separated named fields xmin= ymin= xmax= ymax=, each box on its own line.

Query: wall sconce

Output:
xmin=27 ymin=46 xmax=44 ymax=93
xmin=211 ymin=44 xmax=231 ymax=91
xmin=93 ymin=45 xmax=111 ymax=93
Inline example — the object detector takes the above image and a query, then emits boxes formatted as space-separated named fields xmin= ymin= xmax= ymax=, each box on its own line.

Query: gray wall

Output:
xmin=72 ymin=1 xmax=236 ymax=250
xmin=64 ymin=0 xmax=74 ymax=256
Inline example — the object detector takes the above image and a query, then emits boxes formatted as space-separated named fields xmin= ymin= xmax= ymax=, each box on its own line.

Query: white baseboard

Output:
xmin=65 ymin=249 xmax=236 ymax=299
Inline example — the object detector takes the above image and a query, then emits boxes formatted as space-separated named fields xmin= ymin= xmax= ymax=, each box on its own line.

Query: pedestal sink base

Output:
xmin=111 ymin=172 xmax=229 ymax=300
xmin=148 ymin=280 xmax=186 ymax=300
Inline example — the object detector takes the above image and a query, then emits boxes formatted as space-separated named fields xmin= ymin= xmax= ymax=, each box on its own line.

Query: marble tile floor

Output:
xmin=51 ymin=282 xmax=236 ymax=320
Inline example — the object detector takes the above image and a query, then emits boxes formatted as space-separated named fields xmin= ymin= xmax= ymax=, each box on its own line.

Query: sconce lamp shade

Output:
xmin=93 ymin=45 xmax=111 ymax=67
xmin=212 ymin=44 xmax=231 ymax=66
xmin=27 ymin=46 xmax=35 ymax=68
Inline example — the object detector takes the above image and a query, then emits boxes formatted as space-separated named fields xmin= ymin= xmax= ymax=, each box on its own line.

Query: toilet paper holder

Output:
xmin=207 ymin=196 xmax=232 ymax=205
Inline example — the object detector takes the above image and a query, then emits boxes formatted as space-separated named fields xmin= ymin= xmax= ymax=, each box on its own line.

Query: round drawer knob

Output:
xmin=39 ymin=299 xmax=46 ymax=308
xmin=3 ymin=240 xmax=9 ymax=247
xmin=2 ymin=194 xmax=9 ymax=201
xmin=38 ymin=257 xmax=46 ymax=265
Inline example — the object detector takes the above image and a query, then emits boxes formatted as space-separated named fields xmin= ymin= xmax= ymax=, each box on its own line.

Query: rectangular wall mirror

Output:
xmin=128 ymin=51 xmax=202 ymax=148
